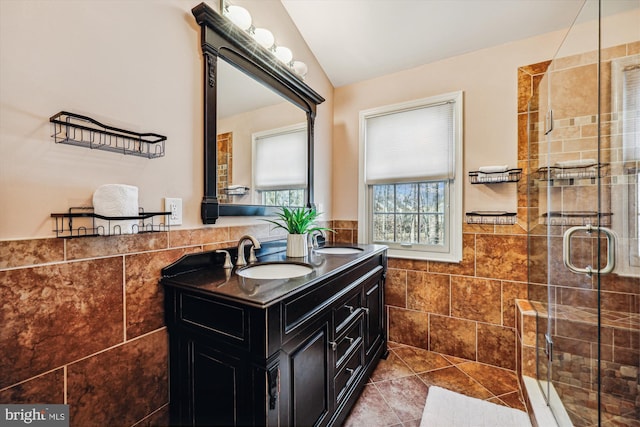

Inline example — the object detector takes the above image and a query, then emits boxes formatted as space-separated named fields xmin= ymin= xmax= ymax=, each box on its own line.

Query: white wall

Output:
xmin=0 ymin=0 xmax=334 ymax=239
xmin=331 ymin=30 xmax=568 ymax=221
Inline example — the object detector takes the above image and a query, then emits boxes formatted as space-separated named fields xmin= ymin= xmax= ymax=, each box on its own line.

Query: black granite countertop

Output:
xmin=160 ymin=240 xmax=387 ymax=308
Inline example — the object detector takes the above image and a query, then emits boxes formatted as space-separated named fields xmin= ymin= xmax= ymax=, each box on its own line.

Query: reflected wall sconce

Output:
xmin=220 ymin=0 xmax=308 ymax=78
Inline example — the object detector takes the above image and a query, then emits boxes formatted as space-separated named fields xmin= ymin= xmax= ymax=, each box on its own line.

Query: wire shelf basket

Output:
xmin=535 ymin=163 xmax=608 ymax=183
xmin=466 ymin=211 xmax=517 ymax=225
xmin=51 ymin=207 xmax=170 ymax=238
xmin=540 ymin=211 xmax=613 ymax=227
xmin=50 ymin=111 xmax=166 ymax=159
xmin=468 ymin=168 xmax=522 ymax=184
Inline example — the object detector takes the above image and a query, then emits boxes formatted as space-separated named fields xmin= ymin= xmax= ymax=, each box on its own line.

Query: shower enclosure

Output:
xmin=526 ymin=1 xmax=639 ymax=426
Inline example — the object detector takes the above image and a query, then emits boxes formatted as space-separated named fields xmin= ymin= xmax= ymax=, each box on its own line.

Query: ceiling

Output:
xmin=280 ymin=0 xmax=589 ymax=87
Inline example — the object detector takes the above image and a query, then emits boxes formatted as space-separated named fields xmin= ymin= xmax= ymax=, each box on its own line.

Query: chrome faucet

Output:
xmin=236 ymin=235 xmax=261 ymax=267
xmin=309 ymin=230 xmax=326 ymax=249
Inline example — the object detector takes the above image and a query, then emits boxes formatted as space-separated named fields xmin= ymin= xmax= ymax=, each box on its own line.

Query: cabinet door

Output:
xmin=189 ymin=340 xmax=253 ymax=426
xmin=363 ymin=273 xmax=385 ymax=357
xmin=282 ymin=319 xmax=331 ymax=427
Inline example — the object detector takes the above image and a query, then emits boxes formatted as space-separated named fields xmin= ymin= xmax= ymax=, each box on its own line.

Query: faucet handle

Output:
xmin=248 ymin=247 xmax=258 ymax=263
xmin=216 ymin=250 xmax=233 ymax=269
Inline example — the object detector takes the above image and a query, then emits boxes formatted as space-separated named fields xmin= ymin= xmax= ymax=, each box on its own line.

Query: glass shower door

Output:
xmin=530 ymin=0 xmax=640 ymax=425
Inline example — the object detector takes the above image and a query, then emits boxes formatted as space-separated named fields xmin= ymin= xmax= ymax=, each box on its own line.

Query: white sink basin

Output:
xmin=314 ymin=247 xmax=364 ymax=255
xmin=237 ymin=262 xmax=313 ymax=280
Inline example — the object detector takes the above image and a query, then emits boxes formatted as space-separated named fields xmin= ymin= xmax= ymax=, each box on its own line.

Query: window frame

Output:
xmin=357 ymin=91 xmax=464 ymax=262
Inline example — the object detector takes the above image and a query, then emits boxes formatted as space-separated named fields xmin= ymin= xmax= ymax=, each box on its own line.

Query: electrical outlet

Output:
xmin=164 ymin=198 xmax=182 ymax=226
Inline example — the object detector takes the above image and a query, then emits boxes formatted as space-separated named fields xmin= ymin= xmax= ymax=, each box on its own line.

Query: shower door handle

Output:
xmin=562 ymin=225 xmax=616 ymax=276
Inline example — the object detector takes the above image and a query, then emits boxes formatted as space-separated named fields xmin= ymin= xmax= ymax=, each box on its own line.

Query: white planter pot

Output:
xmin=286 ymin=233 xmax=308 ymax=258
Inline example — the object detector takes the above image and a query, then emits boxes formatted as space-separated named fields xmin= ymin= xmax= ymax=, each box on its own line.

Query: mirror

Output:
xmin=192 ymin=3 xmax=325 ymax=223
xmin=217 ymin=61 xmax=308 ymax=206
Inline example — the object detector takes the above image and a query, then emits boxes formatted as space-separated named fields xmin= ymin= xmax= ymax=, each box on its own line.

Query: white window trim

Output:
xmin=357 ymin=91 xmax=464 ymax=262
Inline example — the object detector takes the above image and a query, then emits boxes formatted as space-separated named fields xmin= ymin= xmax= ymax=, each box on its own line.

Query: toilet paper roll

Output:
xmin=93 ymin=184 xmax=139 ymax=235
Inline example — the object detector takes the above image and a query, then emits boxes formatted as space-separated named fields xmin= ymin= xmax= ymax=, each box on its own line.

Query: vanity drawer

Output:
xmin=334 ymin=291 xmax=362 ymax=335
xmin=334 ymin=317 xmax=363 ymax=368
xmin=334 ymin=343 xmax=364 ymax=405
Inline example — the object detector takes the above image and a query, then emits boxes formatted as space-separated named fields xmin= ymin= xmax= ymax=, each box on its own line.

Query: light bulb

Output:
xmin=253 ymin=28 xmax=275 ymax=49
xmin=274 ymin=46 xmax=293 ymax=64
xmin=226 ymin=5 xmax=252 ymax=30
xmin=292 ymin=61 xmax=308 ymax=77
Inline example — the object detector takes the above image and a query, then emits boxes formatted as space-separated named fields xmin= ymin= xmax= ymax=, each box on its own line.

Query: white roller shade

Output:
xmin=623 ymin=64 xmax=639 ymax=162
xmin=365 ymin=101 xmax=455 ymax=183
xmin=254 ymin=127 xmax=307 ymax=190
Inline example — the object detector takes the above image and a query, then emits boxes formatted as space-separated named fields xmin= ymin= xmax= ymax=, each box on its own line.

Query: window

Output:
xmin=358 ymin=92 xmax=463 ymax=262
xmin=253 ymin=124 xmax=307 ymax=207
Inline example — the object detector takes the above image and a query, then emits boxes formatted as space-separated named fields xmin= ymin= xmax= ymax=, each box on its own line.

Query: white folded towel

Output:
xmin=554 ymin=159 xmax=597 ymax=168
xmin=478 ymin=165 xmax=509 ymax=173
xmin=93 ymin=184 xmax=139 ymax=235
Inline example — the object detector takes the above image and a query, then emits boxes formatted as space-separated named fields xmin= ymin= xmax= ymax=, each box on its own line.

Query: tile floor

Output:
xmin=343 ymin=341 xmax=529 ymax=427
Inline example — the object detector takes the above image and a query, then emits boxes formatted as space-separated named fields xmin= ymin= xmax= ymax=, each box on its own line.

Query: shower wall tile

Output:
xmin=0 ymin=257 xmax=124 ymax=388
xmin=66 ymin=232 xmax=168 ymax=260
xmin=387 ymin=307 xmax=429 ymax=350
xmin=170 ymin=226 xmax=229 ymax=247
xmin=228 ymin=224 xmax=271 ymax=241
xmin=388 ymin=257 xmax=428 ymax=272
xmin=429 ymin=233 xmax=475 ymax=276
xmin=125 ymin=247 xmax=198 ymax=339
xmin=429 ymin=315 xmax=476 ymax=361
xmin=385 ymin=268 xmax=407 ymax=308
xmin=451 ymin=276 xmax=501 ymax=324
xmin=0 ymin=369 xmax=64 ymax=404
xmin=502 ymin=281 xmax=528 ymax=328
xmin=407 ymin=271 xmax=450 ymax=315
xmin=67 ymin=330 xmax=168 ymax=427
xmin=477 ymin=324 xmax=516 ymax=370
xmin=0 ymin=238 xmax=65 ymax=269
xmin=475 ymin=234 xmax=527 ymax=282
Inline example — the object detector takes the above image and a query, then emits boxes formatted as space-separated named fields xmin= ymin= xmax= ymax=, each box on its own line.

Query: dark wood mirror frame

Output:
xmin=192 ymin=3 xmax=325 ymax=224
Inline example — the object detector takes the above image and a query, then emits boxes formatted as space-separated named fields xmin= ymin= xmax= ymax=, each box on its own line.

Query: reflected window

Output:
xmin=253 ymin=124 xmax=307 ymax=207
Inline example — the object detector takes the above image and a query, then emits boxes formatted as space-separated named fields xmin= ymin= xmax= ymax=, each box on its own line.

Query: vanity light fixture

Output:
xmin=253 ymin=27 xmax=275 ymax=49
xmin=220 ymin=0 xmax=308 ymax=79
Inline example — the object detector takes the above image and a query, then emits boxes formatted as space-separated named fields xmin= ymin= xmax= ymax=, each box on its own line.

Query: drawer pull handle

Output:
xmin=346 ymin=337 xmax=354 ymax=344
xmin=330 ymin=341 xmax=337 ymax=351
xmin=344 ymin=305 xmax=355 ymax=313
xmin=363 ymin=307 xmax=370 ymax=315
xmin=346 ymin=367 xmax=354 ymax=376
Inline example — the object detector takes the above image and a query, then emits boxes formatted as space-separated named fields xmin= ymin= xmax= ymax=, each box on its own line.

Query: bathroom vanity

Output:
xmin=161 ymin=241 xmax=388 ymax=426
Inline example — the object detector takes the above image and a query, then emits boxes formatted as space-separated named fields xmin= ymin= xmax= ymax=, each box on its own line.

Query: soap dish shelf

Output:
xmin=468 ymin=168 xmax=522 ymax=184
xmin=51 ymin=207 xmax=170 ymax=238
xmin=50 ymin=111 xmax=166 ymax=159
xmin=466 ymin=211 xmax=517 ymax=225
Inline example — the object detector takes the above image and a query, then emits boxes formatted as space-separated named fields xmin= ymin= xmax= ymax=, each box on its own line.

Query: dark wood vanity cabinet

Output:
xmin=162 ymin=248 xmax=387 ymax=427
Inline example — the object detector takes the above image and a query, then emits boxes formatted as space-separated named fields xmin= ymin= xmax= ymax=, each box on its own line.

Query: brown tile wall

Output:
xmin=0 ymin=223 xmax=285 ymax=427
xmin=333 ymin=221 xmax=528 ymax=371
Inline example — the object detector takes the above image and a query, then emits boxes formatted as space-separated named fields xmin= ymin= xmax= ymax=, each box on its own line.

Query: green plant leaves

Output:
xmin=262 ymin=206 xmax=335 ymax=235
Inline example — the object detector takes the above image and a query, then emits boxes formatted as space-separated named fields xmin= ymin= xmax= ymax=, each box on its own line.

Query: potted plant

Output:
xmin=263 ymin=206 xmax=334 ymax=257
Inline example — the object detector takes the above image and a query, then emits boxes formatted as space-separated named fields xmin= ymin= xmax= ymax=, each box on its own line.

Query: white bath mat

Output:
xmin=419 ymin=386 xmax=532 ymax=427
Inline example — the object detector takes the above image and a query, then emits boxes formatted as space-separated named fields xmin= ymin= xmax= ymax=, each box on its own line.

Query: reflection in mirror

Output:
xmin=217 ymin=60 xmax=307 ymax=206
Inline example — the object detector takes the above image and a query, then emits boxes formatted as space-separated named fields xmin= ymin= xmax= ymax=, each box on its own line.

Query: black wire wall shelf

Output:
xmin=466 ymin=211 xmax=517 ymax=225
xmin=50 ymin=111 xmax=166 ymax=159
xmin=540 ymin=211 xmax=613 ymax=227
xmin=51 ymin=207 xmax=170 ymax=238
xmin=535 ymin=163 xmax=609 ymax=185
xmin=468 ymin=168 xmax=522 ymax=184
